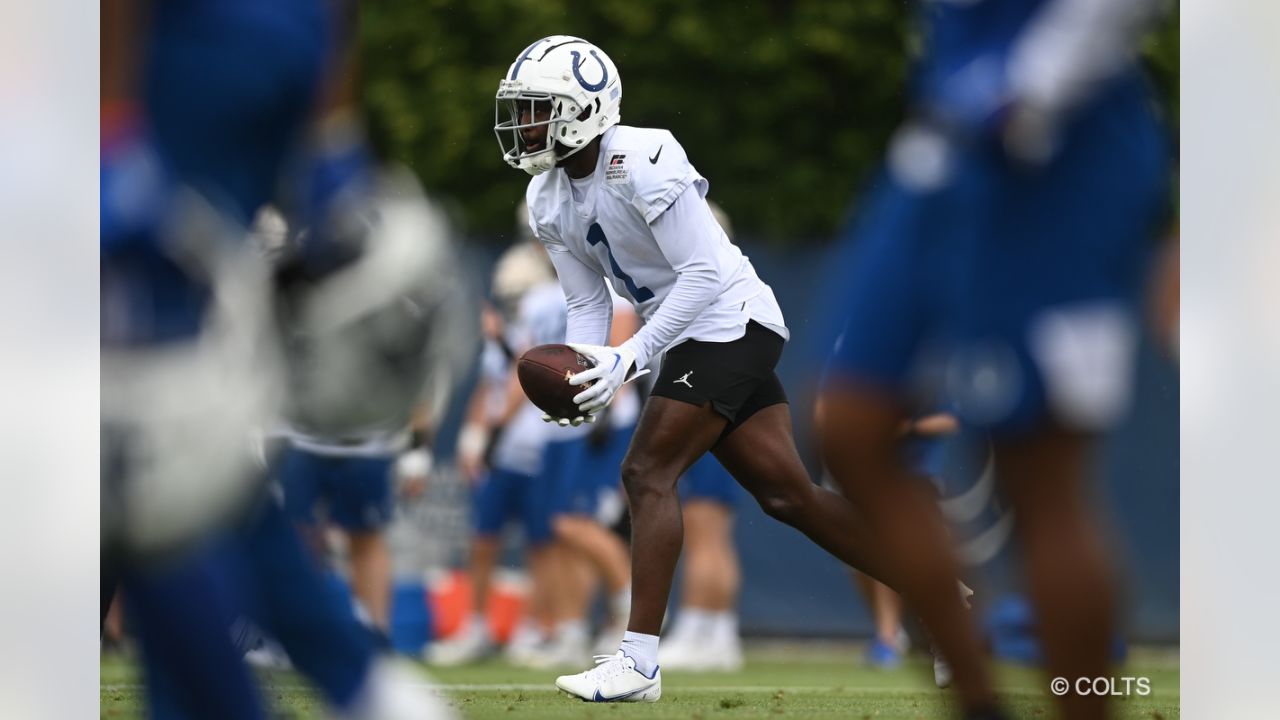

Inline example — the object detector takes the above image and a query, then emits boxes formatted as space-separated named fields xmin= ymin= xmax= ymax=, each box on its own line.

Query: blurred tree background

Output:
xmin=361 ymin=0 xmax=1178 ymax=245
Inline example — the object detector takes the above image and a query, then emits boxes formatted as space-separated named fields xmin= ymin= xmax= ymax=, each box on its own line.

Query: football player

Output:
xmin=102 ymin=2 xmax=335 ymax=716
xmin=819 ymin=2 xmax=1171 ymax=718
xmin=657 ymin=203 xmax=746 ymax=674
xmin=818 ymin=404 xmax=971 ymax=681
xmin=430 ymin=240 xmax=564 ymax=666
xmin=542 ymin=283 xmax=640 ymax=663
xmin=494 ymin=36 xmax=921 ymax=703
xmin=101 ymin=2 xmax=459 ymax=717
xmin=656 ymin=455 xmax=744 ymax=672
xmin=271 ymin=167 xmax=461 ymax=641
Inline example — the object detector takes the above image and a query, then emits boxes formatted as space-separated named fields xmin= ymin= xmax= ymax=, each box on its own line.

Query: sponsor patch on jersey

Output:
xmin=605 ymin=153 xmax=630 ymax=185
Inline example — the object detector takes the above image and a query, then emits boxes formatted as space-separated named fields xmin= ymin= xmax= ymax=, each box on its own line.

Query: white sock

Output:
xmin=663 ymin=612 xmax=692 ymax=644
xmin=710 ymin=611 xmax=739 ymax=645
xmin=619 ymin=631 xmax=659 ymax=677
xmin=508 ymin=618 xmax=542 ymax=645
xmin=680 ymin=608 xmax=714 ymax=641
xmin=556 ymin=619 xmax=589 ymax=645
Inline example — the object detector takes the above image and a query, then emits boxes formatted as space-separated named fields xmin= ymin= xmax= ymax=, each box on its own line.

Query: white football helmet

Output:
xmin=495 ymin=36 xmax=622 ymax=175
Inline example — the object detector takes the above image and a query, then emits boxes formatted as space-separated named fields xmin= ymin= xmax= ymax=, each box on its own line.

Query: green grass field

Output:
xmin=101 ymin=643 xmax=1179 ymax=719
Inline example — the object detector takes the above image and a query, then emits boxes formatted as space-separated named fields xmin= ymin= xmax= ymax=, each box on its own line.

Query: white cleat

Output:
xmin=555 ymin=652 xmax=662 ymax=703
xmin=342 ymin=658 xmax=458 ymax=719
xmin=243 ymin=638 xmax=292 ymax=670
xmin=522 ymin=631 xmax=590 ymax=670
xmin=504 ymin=623 xmax=546 ymax=666
xmin=427 ymin=625 xmax=494 ymax=667
xmin=658 ymin=635 xmax=743 ymax=672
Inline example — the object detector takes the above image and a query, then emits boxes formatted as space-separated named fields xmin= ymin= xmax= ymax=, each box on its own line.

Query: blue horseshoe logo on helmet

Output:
xmin=569 ymin=49 xmax=608 ymax=92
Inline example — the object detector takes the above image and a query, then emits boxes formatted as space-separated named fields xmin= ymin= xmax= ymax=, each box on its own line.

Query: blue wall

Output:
xmin=452 ymin=237 xmax=1179 ymax=642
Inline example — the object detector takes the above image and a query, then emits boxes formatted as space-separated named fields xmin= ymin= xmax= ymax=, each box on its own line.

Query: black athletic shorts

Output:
xmin=650 ymin=320 xmax=788 ymax=436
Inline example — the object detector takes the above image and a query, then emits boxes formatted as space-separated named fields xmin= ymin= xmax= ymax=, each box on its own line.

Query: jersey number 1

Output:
xmin=587 ymin=223 xmax=654 ymax=302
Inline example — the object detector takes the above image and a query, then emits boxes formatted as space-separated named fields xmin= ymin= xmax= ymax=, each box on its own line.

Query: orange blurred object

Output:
xmin=428 ymin=569 xmax=529 ymax=643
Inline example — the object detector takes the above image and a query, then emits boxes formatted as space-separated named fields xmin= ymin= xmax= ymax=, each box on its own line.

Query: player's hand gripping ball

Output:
xmin=517 ymin=344 xmax=598 ymax=426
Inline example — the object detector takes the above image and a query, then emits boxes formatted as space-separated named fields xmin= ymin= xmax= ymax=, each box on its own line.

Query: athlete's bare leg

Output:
xmin=680 ymin=501 xmax=739 ymax=610
xmin=619 ymin=397 xmax=728 ymax=635
xmin=468 ymin=536 xmax=499 ymax=620
xmin=347 ymin=530 xmax=391 ymax=631
xmin=818 ymin=385 xmax=995 ymax=711
xmin=560 ymin=543 xmax=600 ymax=623
xmin=853 ymin=571 xmax=905 ymax=649
xmin=553 ymin=515 xmax=631 ymax=596
xmin=997 ymin=427 xmax=1115 ymax=720
xmin=526 ymin=542 xmax=559 ymax=631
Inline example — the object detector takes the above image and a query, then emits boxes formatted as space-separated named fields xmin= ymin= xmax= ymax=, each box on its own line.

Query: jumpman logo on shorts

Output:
xmin=674 ymin=371 xmax=694 ymax=388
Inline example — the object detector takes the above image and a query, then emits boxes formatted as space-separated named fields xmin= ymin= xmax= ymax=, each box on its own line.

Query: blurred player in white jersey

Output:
xmin=542 ymin=283 xmax=639 ymax=664
xmin=269 ymin=177 xmax=454 ymax=640
xmin=431 ymin=240 xmax=563 ymax=666
xmin=494 ymin=36 xmax=925 ymax=704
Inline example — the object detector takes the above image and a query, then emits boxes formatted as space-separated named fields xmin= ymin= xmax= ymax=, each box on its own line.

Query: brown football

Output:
xmin=516 ymin=344 xmax=596 ymax=419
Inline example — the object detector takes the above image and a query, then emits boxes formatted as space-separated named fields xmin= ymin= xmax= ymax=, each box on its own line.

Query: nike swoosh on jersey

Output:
xmin=649 ymin=146 xmax=663 ymax=164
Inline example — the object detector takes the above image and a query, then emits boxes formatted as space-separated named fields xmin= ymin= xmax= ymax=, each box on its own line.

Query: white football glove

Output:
xmin=540 ymin=411 xmax=596 ymax=427
xmin=567 ymin=343 xmax=651 ymax=415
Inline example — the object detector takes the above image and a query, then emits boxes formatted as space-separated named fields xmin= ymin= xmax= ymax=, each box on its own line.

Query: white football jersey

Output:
xmin=491 ymin=281 xmax=588 ymax=473
xmin=478 ymin=339 xmax=511 ymax=424
xmin=526 ymin=125 xmax=786 ymax=370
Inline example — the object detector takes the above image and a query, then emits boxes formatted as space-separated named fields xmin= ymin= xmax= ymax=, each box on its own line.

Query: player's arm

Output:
xmin=1007 ymin=0 xmax=1164 ymax=117
xmin=587 ymin=294 xmax=642 ymax=430
xmin=396 ymin=401 xmax=436 ymax=497
xmin=494 ymin=305 xmax=534 ymax=428
xmin=544 ymin=242 xmax=614 ymax=347
xmin=456 ymin=333 xmax=507 ymax=480
xmin=617 ymin=186 xmax=721 ymax=370
xmin=919 ymin=0 xmax=1163 ymax=164
xmin=568 ymin=186 xmax=720 ymax=414
xmin=498 ymin=368 xmax=531 ymax=426
xmin=455 ymin=376 xmax=491 ymax=482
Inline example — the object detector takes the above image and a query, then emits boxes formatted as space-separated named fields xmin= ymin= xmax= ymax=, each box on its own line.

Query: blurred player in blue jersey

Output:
xmin=102 ymin=3 xmax=330 ymax=717
xmin=820 ymin=2 xmax=1171 ymax=718
xmin=101 ymin=2 xmax=459 ymax=717
xmin=820 ymin=408 xmax=962 ymax=673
